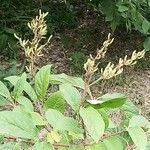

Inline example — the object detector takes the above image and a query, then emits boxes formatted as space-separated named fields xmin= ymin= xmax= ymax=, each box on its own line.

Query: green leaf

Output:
xmin=44 ymin=91 xmax=65 ymax=113
xmin=60 ymin=84 xmax=81 ymax=111
xmin=143 ymin=37 xmax=150 ymax=51
xmin=34 ymin=65 xmax=51 ymax=101
xmin=45 ymin=109 xmax=82 ymax=134
xmin=120 ymin=100 xmax=139 ymax=119
xmin=118 ymin=5 xmax=129 ymax=12
xmin=30 ymin=112 xmax=46 ymax=126
xmin=85 ymin=143 xmax=107 ymax=150
xmin=17 ymin=96 xmax=33 ymax=112
xmin=142 ymin=19 xmax=150 ymax=34
xmin=4 ymin=76 xmax=19 ymax=85
xmin=5 ymin=76 xmax=37 ymax=100
xmin=80 ymin=107 xmax=105 ymax=142
xmin=103 ymin=136 xmax=125 ymax=150
xmin=32 ymin=142 xmax=54 ymax=150
xmin=88 ymin=93 xmax=127 ymax=109
xmin=0 ymin=96 xmax=10 ymax=106
xmin=0 ymin=81 xmax=11 ymax=101
xmin=98 ymin=109 xmax=109 ymax=129
xmin=0 ymin=107 xmax=38 ymax=139
xmin=13 ymin=73 xmax=26 ymax=99
xmin=0 ymin=142 xmax=21 ymax=150
xmin=129 ymin=115 xmax=150 ymax=128
xmin=127 ymin=127 xmax=147 ymax=150
xmin=50 ymin=73 xmax=85 ymax=89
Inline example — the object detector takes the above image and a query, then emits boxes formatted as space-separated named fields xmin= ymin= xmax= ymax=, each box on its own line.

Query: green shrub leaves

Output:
xmin=0 ymin=81 xmax=11 ymax=101
xmin=45 ymin=109 xmax=82 ymax=134
xmin=0 ymin=66 xmax=149 ymax=149
xmin=60 ymin=84 xmax=81 ymax=111
xmin=80 ymin=107 xmax=105 ymax=142
xmin=127 ymin=127 xmax=147 ymax=150
xmin=87 ymin=93 xmax=127 ymax=109
xmin=0 ymin=107 xmax=38 ymax=139
xmin=35 ymin=65 xmax=51 ymax=101
xmin=44 ymin=91 xmax=65 ymax=113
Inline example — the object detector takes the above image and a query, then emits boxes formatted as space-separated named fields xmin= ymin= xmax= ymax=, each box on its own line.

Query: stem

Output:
xmin=29 ymin=54 xmax=36 ymax=77
xmin=37 ymin=102 xmax=52 ymax=132
xmin=81 ymin=74 xmax=93 ymax=106
xmin=89 ymin=77 xmax=102 ymax=87
xmin=81 ymin=118 xmax=87 ymax=145
xmin=53 ymin=143 xmax=70 ymax=148
xmin=101 ymin=130 xmax=126 ymax=140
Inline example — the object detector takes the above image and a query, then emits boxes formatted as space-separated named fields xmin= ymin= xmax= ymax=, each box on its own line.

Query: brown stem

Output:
xmin=81 ymin=74 xmax=93 ymax=106
xmin=81 ymin=118 xmax=87 ymax=145
xmin=29 ymin=54 xmax=36 ymax=77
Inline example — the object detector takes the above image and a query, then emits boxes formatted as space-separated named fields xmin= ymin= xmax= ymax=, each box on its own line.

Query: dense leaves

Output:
xmin=0 ymin=67 xmax=149 ymax=149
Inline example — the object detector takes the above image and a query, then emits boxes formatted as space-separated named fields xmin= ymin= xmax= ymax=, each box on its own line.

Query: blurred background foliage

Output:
xmin=0 ymin=0 xmax=149 ymax=60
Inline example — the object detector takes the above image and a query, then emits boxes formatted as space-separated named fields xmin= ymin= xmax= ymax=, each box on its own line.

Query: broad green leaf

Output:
xmin=30 ymin=112 xmax=46 ymax=126
xmin=60 ymin=84 xmax=81 ymax=111
xmin=32 ymin=142 xmax=54 ymax=150
xmin=142 ymin=19 xmax=150 ymax=34
xmin=129 ymin=115 xmax=150 ymax=128
xmin=44 ymin=91 xmax=65 ymax=113
xmin=120 ymin=100 xmax=139 ymax=119
xmin=85 ymin=143 xmax=107 ymax=150
xmin=127 ymin=127 xmax=147 ymax=150
xmin=0 ymin=81 xmax=11 ymax=101
xmin=88 ymin=93 xmax=127 ymax=109
xmin=34 ymin=65 xmax=51 ymax=100
xmin=45 ymin=109 xmax=82 ymax=134
xmin=80 ymin=107 xmax=105 ymax=142
xmin=0 ymin=142 xmax=21 ymax=150
xmin=5 ymin=76 xmax=37 ymax=100
xmin=98 ymin=109 xmax=109 ymax=129
xmin=143 ymin=37 xmax=150 ymax=51
xmin=13 ymin=73 xmax=26 ymax=99
xmin=17 ymin=96 xmax=33 ymax=112
xmin=0 ymin=95 xmax=10 ymax=106
xmin=4 ymin=76 xmax=19 ymax=85
xmin=103 ymin=136 xmax=125 ymax=150
xmin=0 ymin=107 xmax=38 ymax=139
xmin=50 ymin=73 xmax=85 ymax=89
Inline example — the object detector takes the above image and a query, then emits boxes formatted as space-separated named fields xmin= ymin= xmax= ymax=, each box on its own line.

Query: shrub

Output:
xmin=0 ymin=11 xmax=149 ymax=149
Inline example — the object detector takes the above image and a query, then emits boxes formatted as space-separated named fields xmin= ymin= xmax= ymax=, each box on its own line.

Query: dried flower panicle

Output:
xmin=83 ymin=33 xmax=145 ymax=88
xmin=95 ymin=33 xmax=114 ymax=60
xmin=100 ymin=50 xmax=145 ymax=80
xmin=84 ymin=33 xmax=114 ymax=76
xmin=14 ymin=10 xmax=52 ymax=76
